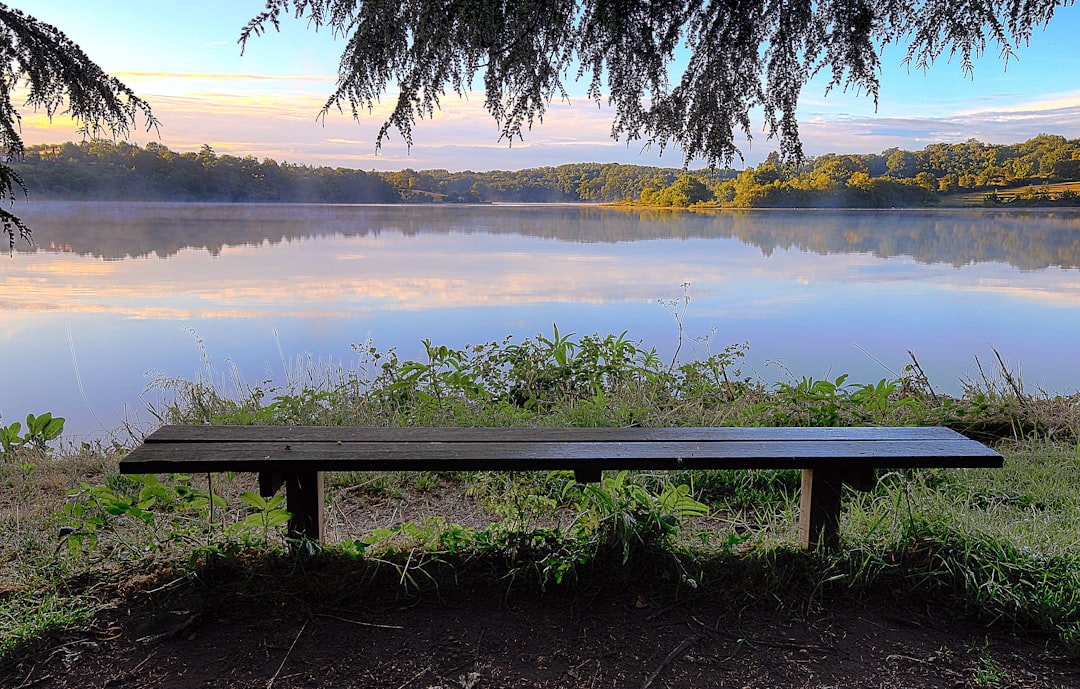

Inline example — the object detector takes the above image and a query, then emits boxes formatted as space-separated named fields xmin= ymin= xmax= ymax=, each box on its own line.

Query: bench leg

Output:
xmin=284 ymin=470 xmax=325 ymax=542
xmin=799 ymin=468 xmax=843 ymax=551
xmin=573 ymin=468 xmax=603 ymax=483
xmin=259 ymin=471 xmax=284 ymax=498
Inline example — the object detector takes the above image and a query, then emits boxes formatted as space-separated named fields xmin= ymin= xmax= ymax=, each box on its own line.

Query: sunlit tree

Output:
xmin=885 ymin=149 xmax=920 ymax=178
xmin=242 ymin=0 xmax=1074 ymax=169
xmin=0 ymin=4 xmax=156 ymax=250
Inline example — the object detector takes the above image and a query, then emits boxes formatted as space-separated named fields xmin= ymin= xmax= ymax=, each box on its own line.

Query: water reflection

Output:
xmin=15 ymin=202 xmax=1080 ymax=271
xmin=2 ymin=202 xmax=1079 ymax=438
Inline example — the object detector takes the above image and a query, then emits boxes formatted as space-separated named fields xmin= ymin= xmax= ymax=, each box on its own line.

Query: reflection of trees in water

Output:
xmin=713 ymin=209 xmax=1080 ymax=271
xmin=17 ymin=202 xmax=1080 ymax=271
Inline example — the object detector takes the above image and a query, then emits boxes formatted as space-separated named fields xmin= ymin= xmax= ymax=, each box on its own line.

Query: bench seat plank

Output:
xmin=122 ymin=439 xmax=999 ymax=474
xmin=142 ymin=425 xmax=973 ymax=443
xmin=119 ymin=425 xmax=1002 ymax=550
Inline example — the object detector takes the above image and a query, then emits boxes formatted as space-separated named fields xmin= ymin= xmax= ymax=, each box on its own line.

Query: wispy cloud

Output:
xmin=18 ymin=73 xmax=1080 ymax=169
xmin=797 ymin=94 xmax=1080 ymax=157
xmin=113 ymin=71 xmax=337 ymax=83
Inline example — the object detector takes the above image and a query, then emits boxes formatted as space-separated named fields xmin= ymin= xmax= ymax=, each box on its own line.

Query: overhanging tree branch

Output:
xmin=0 ymin=3 xmax=157 ymax=250
xmin=241 ymin=0 xmax=1073 ymax=167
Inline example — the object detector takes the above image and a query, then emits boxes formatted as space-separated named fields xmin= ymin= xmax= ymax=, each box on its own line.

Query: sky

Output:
xmin=12 ymin=0 xmax=1080 ymax=171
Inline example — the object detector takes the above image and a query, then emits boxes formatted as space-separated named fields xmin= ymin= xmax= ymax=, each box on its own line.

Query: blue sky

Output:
xmin=15 ymin=1 xmax=1080 ymax=170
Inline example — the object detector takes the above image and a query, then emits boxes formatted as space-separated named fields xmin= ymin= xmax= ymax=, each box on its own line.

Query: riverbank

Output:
xmin=2 ymin=333 xmax=1080 ymax=685
xmin=2 ymin=438 xmax=1079 ymax=687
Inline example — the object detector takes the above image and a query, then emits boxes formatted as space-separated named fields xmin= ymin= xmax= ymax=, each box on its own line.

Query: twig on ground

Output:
xmin=267 ymin=619 xmax=307 ymax=689
xmin=315 ymin=613 xmax=404 ymax=629
xmin=885 ymin=653 xmax=965 ymax=678
xmin=395 ymin=666 xmax=430 ymax=689
xmin=143 ymin=574 xmax=193 ymax=596
xmin=641 ymin=635 xmax=699 ymax=689
xmin=688 ymin=615 xmax=834 ymax=654
xmin=102 ymin=651 xmax=158 ymax=688
xmin=14 ymin=669 xmax=51 ymax=689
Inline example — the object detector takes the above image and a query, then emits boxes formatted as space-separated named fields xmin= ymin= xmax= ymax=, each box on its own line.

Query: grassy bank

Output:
xmin=2 ymin=330 xmax=1079 ymax=668
xmin=945 ymin=181 xmax=1080 ymax=207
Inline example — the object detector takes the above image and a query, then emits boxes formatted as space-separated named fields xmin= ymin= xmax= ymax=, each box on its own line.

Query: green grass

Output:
xmin=837 ymin=443 xmax=1080 ymax=643
xmin=944 ymin=180 xmax=1080 ymax=206
xmin=3 ymin=329 xmax=1080 ymax=668
xmin=0 ymin=590 xmax=97 ymax=663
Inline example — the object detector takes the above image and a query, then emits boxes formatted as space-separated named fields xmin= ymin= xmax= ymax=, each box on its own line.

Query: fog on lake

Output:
xmin=4 ymin=202 xmax=1079 ymax=438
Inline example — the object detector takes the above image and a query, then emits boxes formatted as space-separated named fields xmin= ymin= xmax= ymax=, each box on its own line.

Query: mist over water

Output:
xmin=4 ymin=202 xmax=1080 ymax=439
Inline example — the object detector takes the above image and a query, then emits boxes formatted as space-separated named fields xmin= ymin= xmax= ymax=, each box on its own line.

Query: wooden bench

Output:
xmin=119 ymin=425 xmax=1002 ymax=551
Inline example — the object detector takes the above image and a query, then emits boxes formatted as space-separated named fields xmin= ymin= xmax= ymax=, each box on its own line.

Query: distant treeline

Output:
xmin=10 ymin=141 xmax=735 ymax=204
xmin=637 ymin=134 xmax=1080 ymax=208
xmin=13 ymin=142 xmax=400 ymax=203
xmin=378 ymin=164 xmax=735 ymax=203
xmin=11 ymin=134 xmax=1080 ymax=207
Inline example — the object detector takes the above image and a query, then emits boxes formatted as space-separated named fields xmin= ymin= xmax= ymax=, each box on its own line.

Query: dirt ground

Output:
xmin=4 ymin=556 xmax=1079 ymax=689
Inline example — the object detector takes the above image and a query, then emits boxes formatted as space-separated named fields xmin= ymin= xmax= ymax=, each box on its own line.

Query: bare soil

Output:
xmin=5 ymin=476 xmax=1079 ymax=689
xmin=4 ymin=553 xmax=1079 ymax=689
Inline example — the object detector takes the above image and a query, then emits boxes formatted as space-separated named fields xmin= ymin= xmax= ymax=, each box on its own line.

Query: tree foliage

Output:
xmin=638 ymin=134 xmax=1080 ymax=207
xmin=241 ymin=0 xmax=1073 ymax=169
xmin=16 ymin=133 xmax=1080 ymax=208
xmin=0 ymin=4 xmax=156 ymax=249
xmin=14 ymin=140 xmax=735 ymax=204
xmin=14 ymin=141 xmax=399 ymax=203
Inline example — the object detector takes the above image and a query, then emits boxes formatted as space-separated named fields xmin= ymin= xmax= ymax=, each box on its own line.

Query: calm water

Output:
xmin=4 ymin=202 xmax=1080 ymax=439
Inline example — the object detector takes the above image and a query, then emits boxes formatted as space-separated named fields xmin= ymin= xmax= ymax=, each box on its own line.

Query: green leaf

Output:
xmin=263 ymin=494 xmax=285 ymax=511
xmin=263 ymin=510 xmax=291 ymax=527
xmin=239 ymin=491 xmax=268 ymax=510
xmin=136 ymin=497 xmax=157 ymax=510
xmin=1 ymin=421 xmax=22 ymax=451
xmin=25 ymin=412 xmax=47 ymax=434
xmin=243 ymin=509 xmax=291 ymax=528
xmin=658 ymin=484 xmax=710 ymax=518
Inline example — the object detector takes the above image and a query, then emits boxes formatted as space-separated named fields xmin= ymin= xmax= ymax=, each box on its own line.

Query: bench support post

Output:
xmin=799 ymin=468 xmax=842 ymax=551
xmin=284 ymin=471 xmax=325 ymax=542
xmin=574 ymin=468 xmax=602 ymax=483
xmin=259 ymin=471 xmax=284 ymax=498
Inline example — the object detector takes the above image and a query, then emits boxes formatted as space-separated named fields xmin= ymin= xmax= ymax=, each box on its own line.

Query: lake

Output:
xmin=4 ymin=202 xmax=1080 ymax=440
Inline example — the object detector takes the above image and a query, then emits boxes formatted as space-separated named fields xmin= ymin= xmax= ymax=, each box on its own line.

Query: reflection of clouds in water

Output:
xmin=7 ymin=206 xmax=1080 ymax=438
xmin=6 ymin=205 xmax=1080 ymax=323
xmin=713 ymin=294 xmax=817 ymax=320
xmin=8 ymin=250 xmax=1075 ymax=321
xmin=953 ymin=275 xmax=1080 ymax=309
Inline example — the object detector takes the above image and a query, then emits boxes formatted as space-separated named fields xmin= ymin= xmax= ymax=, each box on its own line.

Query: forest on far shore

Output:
xmin=10 ymin=133 xmax=1080 ymax=208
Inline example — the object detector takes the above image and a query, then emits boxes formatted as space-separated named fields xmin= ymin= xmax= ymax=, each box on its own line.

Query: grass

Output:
xmin=0 ymin=591 xmax=97 ymax=663
xmin=944 ymin=180 xmax=1080 ymax=207
xmin=2 ymin=329 xmax=1080 ymax=670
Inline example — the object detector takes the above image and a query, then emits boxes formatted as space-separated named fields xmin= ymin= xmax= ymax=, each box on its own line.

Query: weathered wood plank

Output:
xmin=124 ymin=437 xmax=1000 ymax=460
xmin=121 ymin=438 xmax=1001 ymax=475
xmin=144 ymin=425 xmax=971 ymax=444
